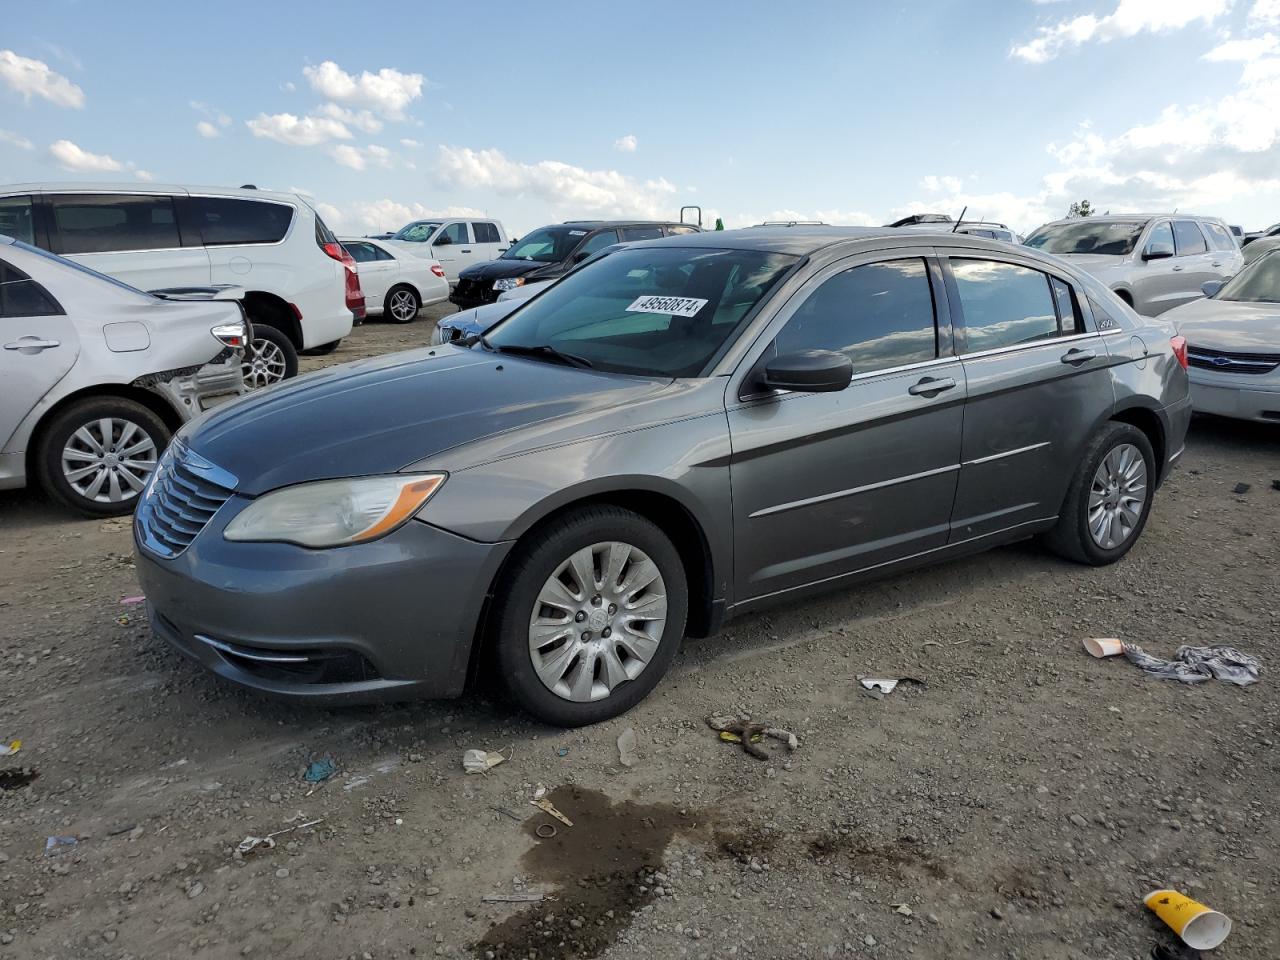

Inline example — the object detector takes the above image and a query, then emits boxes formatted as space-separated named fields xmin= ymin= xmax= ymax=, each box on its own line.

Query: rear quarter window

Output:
xmin=190 ymin=197 xmax=294 ymax=246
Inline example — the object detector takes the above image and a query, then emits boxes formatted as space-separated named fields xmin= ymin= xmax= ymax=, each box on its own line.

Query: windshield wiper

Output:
xmin=484 ymin=341 xmax=594 ymax=369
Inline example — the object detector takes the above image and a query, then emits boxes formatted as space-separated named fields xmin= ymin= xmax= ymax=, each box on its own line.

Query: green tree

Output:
xmin=1067 ymin=199 xmax=1094 ymax=219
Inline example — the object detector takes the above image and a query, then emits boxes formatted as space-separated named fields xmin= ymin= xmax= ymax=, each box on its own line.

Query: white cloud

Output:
xmin=437 ymin=146 xmax=679 ymax=218
xmin=317 ymin=102 xmax=383 ymax=134
xmin=0 ymin=128 xmax=33 ymax=150
xmin=614 ymin=134 xmax=638 ymax=153
xmin=329 ymin=144 xmax=366 ymax=170
xmin=48 ymin=139 xmax=123 ymax=172
xmin=1251 ymin=0 xmax=1280 ymax=26
xmin=134 ymin=169 xmax=154 ymax=182
xmin=302 ymin=61 xmax=423 ymax=120
xmin=366 ymin=144 xmax=392 ymax=166
xmin=189 ymin=100 xmax=231 ymax=127
xmin=1203 ymin=34 xmax=1279 ymax=62
xmin=1011 ymin=0 xmax=1231 ymax=63
xmin=921 ymin=175 xmax=963 ymax=193
xmin=318 ymin=198 xmax=487 ymax=234
xmin=0 ymin=50 xmax=85 ymax=107
xmin=400 ymin=137 xmax=421 ymax=148
xmin=246 ymin=112 xmax=352 ymax=146
xmin=195 ymin=120 xmax=220 ymax=139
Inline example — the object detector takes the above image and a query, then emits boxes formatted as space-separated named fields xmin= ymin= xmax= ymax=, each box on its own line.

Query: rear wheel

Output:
xmin=385 ymin=285 xmax=420 ymax=324
xmin=242 ymin=325 xmax=297 ymax=389
xmin=491 ymin=506 xmax=688 ymax=726
xmin=1043 ymin=422 xmax=1155 ymax=566
xmin=36 ymin=397 xmax=170 ymax=517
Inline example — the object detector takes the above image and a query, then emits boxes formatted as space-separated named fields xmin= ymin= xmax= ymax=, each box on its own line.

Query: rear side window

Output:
xmin=1050 ymin=277 xmax=1081 ymax=335
xmin=776 ymin=258 xmax=938 ymax=375
xmin=0 ymin=196 xmax=35 ymax=245
xmin=371 ymin=243 xmax=395 ymax=261
xmin=191 ymin=197 xmax=293 ymax=246
xmin=951 ymin=259 xmax=1058 ymax=352
xmin=51 ymin=194 xmax=181 ymax=254
xmin=472 ymin=222 xmax=501 ymax=244
xmin=1203 ymin=221 xmax=1236 ymax=252
xmin=0 ymin=259 xmax=63 ymax=317
xmin=343 ymin=241 xmax=376 ymax=263
xmin=620 ymin=225 xmax=664 ymax=241
xmin=1172 ymin=220 xmax=1207 ymax=256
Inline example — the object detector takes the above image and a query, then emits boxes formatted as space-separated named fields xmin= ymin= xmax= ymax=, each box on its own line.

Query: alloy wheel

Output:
xmin=61 ymin=417 xmax=158 ymax=504
xmin=389 ymin=290 xmax=418 ymax=322
xmin=243 ymin=337 xmax=288 ymax=389
xmin=528 ymin=541 xmax=668 ymax=702
xmin=1087 ymin=442 xmax=1148 ymax=550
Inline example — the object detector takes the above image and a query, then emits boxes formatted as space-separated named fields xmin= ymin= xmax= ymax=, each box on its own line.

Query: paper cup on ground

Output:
xmin=1144 ymin=889 xmax=1232 ymax=950
xmin=1083 ymin=637 xmax=1125 ymax=658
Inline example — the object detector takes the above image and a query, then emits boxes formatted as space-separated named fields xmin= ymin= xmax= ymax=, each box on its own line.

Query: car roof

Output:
xmin=0 ymin=181 xmax=308 ymax=204
xmin=556 ymin=220 xmax=693 ymax=229
xmin=1034 ymin=213 xmax=1228 ymax=229
xmin=620 ymin=225 xmax=1037 ymax=257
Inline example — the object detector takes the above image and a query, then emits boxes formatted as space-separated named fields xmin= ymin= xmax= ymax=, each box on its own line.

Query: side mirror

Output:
xmin=434 ymin=235 xmax=452 ymax=246
xmin=1143 ymin=242 xmax=1174 ymax=261
xmin=761 ymin=349 xmax=853 ymax=393
xmin=1202 ymin=280 xmax=1223 ymax=298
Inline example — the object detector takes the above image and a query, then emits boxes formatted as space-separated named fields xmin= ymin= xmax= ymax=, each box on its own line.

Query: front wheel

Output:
xmin=242 ymin=325 xmax=298 ymax=389
xmin=385 ymin=285 xmax=420 ymax=324
xmin=491 ymin=506 xmax=688 ymax=726
xmin=1043 ymin=422 xmax=1156 ymax=566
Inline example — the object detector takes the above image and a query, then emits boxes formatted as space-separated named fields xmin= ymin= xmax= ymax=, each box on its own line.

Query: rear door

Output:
xmin=47 ymin=192 xmax=210 ymax=290
xmin=1201 ymin=220 xmax=1242 ymax=279
xmin=727 ymin=251 xmax=965 ymax=601
xmin=942 ymin=251 xmax=1114 ymax=540
xmin=344 ymin=241 xmax=395 ymax=310
xmin=186 ymin=195 xmax=295 ymax=288
xmin=471 ymin=221 xmax=504 ymax=260
xmin=1170 ymin=220 xmax=1216 ymax=308
xmin=0 ymin=257 xmax=80 ymax=447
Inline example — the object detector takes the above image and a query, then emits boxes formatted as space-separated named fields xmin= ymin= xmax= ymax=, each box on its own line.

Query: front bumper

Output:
xmin=134 ymin=503 xmax=512 ymax=704
xmin=448 ymin=276 xmax=502 ymax=310
xmin=1187 ymin=368 xmax=1280 ymax=423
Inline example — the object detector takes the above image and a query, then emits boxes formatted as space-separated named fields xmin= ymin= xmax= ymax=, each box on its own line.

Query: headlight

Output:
xmin=224 ymin=474 xmax=446 ymax=547
xmin=212 ymin=321 xmax=249 ymax=350
xmin=493 ymin=277 xmax=525 ymax=292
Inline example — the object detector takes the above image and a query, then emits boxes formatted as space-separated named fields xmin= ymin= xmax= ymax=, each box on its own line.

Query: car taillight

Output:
xmin=430 ymin=264 xmax=446 ymax=278
xmin=1170 ymin=335 xmax=1188 ymax=370
xmin=322 ymin=241 xmax=366 ymax=318
xmin=321 ymin=241 xmax=351 ymax=266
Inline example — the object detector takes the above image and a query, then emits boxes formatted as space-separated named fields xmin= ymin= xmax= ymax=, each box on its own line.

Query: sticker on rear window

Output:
xmin=626 ymin=295 xmax=708 ymax=317
xmin=569 ymin=230 xmax=588 ymax=236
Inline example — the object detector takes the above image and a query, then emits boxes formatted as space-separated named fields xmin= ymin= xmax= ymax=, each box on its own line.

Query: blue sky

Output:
xmin=3 ymin=0 xmax=1279 ymax=236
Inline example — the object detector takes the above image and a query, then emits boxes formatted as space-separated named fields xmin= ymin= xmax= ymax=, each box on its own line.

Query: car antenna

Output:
xmin=952 ymin=206 xmax=967 ymax=232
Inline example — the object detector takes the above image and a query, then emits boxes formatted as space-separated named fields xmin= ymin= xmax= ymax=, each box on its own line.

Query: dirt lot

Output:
xmin=1 ymin=306 xmax=1277 ymax=960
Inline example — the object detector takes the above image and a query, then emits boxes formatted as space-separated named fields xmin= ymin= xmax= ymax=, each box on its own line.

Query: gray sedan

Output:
xmin=133 ymin=228 xmax=1191 ymax=726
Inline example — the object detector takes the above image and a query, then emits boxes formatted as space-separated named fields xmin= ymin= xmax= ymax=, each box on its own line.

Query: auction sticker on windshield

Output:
xmin=626 ymin=295 xmax=708 ymax=317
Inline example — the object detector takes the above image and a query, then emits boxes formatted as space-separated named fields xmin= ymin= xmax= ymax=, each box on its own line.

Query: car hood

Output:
xmin=459 ymin=258 xmax=557 ymax=282
xmin=1166 ymin=297 xmax=1280 ymax=351
xmin=1055 ymin=253 xmax=1128 ymax=272
xmin=181 ymin=347 xmax=670 ymax=495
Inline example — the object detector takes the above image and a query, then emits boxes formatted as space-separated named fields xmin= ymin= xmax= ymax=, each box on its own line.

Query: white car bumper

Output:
xmin=1187 ymin=366 xmax=1280 ymax=422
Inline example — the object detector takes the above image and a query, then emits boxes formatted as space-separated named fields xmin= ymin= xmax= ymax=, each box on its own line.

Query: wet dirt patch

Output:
xmin=714 ymin=824 xmax=780 ymax=864
xmin=0 ymin=767 xmax=39 ymax=791
xmin=846 ymin=839 xmax=950 ymax=882
xmin=471 ymin=786 xmax=691 ymax=960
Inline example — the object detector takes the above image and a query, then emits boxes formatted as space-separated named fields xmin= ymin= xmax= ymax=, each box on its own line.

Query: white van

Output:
xmin=0 ymin=184 xmax=364 ymax=385
xmin=384 ymin=217 xmax=509 ymax=283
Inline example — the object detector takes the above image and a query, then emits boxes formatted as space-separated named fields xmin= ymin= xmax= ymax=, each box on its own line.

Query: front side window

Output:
xmin=620 ymin=225 xmax=663 ymax=241
xmin=486 ymin=247 xmax=797 ymax=377
xmin=394 ymin=221 xmax=440 ymax=242
xmin=51 ymin=194 xmax=181 ymax=254
xmin=576 ymin=230 xmax=618 ymax=259
xmin=952 ymin=259 xmax=1059 ymax=352
xmin=0 ymin=196 xmax=35 ymax=245
xmin=1172 ymin=220 xmax=1207 ymax=256
xmin=776 ymin=258 xmax=938 ymax=375
xmin=436 ymin=222 xmax=469 ymax=245
xmin=472 ymin=222 xmax=500 ymax=244
xmin=1025 ymin=221 xmax=1146 ymax=256
xmin=502 ymin=226 xmax=583 ymax=263
xmin=1144 ymin=221 xmax=1174 ymax=255
xmin=0 ymin=258 xmax=63 ymax=317
xmin=191 ymin=197 xmax=293 ymax=246
xmin=1203 ymin=221 xmax=1236 ymax=252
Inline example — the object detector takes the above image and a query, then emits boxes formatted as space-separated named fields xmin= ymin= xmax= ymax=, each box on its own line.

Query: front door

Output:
xmin=727 ymin=252 xmax=965 ymax=602
xmin=431 ymin=221 xmax=472 ymax=281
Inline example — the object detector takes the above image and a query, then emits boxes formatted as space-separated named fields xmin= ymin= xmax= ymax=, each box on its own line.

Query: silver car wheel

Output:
xmin=389 ymin=289 xmax=418 ymax=322
xmin=528 ymin=541 xmax=668 ymax=703
xmin=61 ymin=417 xmax=158 ymax=504
xmin=243 ymin=337 xmax=288 ymax=389
xmin=1087 ymin=442 xmax=1147 ymax=550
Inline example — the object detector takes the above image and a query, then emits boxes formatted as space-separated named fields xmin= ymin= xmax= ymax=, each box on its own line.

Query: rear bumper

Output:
xmin=1159 ymin=393 xmax=1193 ymax=484
xmin=1187 ymin=369 xmax=1280 ymax=422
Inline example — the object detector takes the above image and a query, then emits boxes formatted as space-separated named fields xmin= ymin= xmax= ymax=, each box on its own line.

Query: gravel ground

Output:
xmin=1 ymin=304 xmax=1277 ymax=960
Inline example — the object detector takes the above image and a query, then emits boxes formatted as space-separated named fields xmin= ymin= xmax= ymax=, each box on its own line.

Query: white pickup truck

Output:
xmin=383 ymin=217 xmax=509 ymax=284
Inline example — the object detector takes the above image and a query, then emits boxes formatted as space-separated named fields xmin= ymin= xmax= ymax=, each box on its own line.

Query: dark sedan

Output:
xmin=134 ymin=228 xmax=1191 ymax=727
xmin=448 ymin=220 xmax=699 ymax=310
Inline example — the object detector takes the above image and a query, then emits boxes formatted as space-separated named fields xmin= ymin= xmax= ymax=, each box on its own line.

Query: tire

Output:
xmin=305 ymin=339 xmax=342 ymax=356
xmin=384 ymin=285 xmax=421 ymax=324
xmin=1043 ymin=422 xmax=1156 ymax=566
xmin=36 ymin=396 xmax=171 ymax=518
xmin=491 ymin=506 xmax=689 ymax=727
xmin=242 ymin=324 xmax=298 ymax=389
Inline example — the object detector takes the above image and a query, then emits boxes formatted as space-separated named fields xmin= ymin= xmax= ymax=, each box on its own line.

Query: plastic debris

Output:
xmin=1233 ymin=482 xmax=1251 ymax=495
xmin=530 ymin=797 xmax=573 ymax=827
xmin=532 ymin=783 xmax=547 ymax=800
xmin=1145 ymin=888 xmax=1231 ymax=950
xmin=0 ymin=739 xmax=20 ymax=757
xmin=707 ymin=716 xmax=800 ymax=760
xmin=859 ymin=676 xmax=927 ymax=697
xmin=1123 ymin=644 xmax=1260 ymax=686
xmin=45 ymin=836 xmax=78 ymax=855
xmin=556 ymin=746 xmax=569 ymax=758
xmin=236 ymin=817 xmax=325 ymax=857
xmin=490 ymin=805 xmax=522 ymax=821
xmin=463 ymin=749 xmax=507 ymax=775
xmin=304 ymin=758 xmax=337 ymax=783
xmin=1272 ymin=479 xmax=1280 ymax=492
xmin=1083 ymin=638 xmax=1124 ymax=658
xmin=483 ymin=893 xmax=553 ymax=903
xmin=120 ymin=595 xmax=146 ymax=605
xmin=616 ymin=727 xmax=638 ymax=768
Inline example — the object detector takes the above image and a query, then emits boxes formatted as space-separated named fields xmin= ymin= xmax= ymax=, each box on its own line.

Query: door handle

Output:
xmin=1171 ymin=265 xmax=1183 ymax=272
xmin=4 ymin=337 xmax=61 ymax=352
xmin=907 ymin=376 xmax=956 ymax=397
xmin=1061 ymin=347 xmax=1096 ymax=365
xmin=460 ymin=249 xmax=472 ymax=253
xmin=1212 ymin=261 xmax=1223 ymax=267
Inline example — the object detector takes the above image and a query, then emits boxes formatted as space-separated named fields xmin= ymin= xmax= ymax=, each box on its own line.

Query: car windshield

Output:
xmin=393 ymin=221 xmax=441 ymax=242
xmin=1216 ymin=251 xmax=1280 ymax=302
xmin=502 ymin=226 xmax=584 ymax=263
xmin=484 ymin=246 xmax=797 ymax=377
xmin=1024 ymin=221 xmax=1146 ymax=256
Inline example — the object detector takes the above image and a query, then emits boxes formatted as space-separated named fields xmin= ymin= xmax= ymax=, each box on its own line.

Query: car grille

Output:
xmin=438 ymin=325 xmax=464 ymax=343
xmin=1187 ymin=344 xmax=1280 ymax=375
xmin=135 ymin=442 xmax=238 ymax=558
xmin=452 ymin=277 xmax=497 ymax=305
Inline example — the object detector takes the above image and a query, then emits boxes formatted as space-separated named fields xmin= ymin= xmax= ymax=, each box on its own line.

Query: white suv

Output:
xmin=0 ymin=184 xmax=364 ymax=386
xmin=383 ymin=217 xmax=509 ymax=283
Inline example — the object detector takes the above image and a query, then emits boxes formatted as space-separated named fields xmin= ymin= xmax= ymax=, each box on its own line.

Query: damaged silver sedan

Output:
xmin=0 ymin=235 xmax=248 ymax=516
